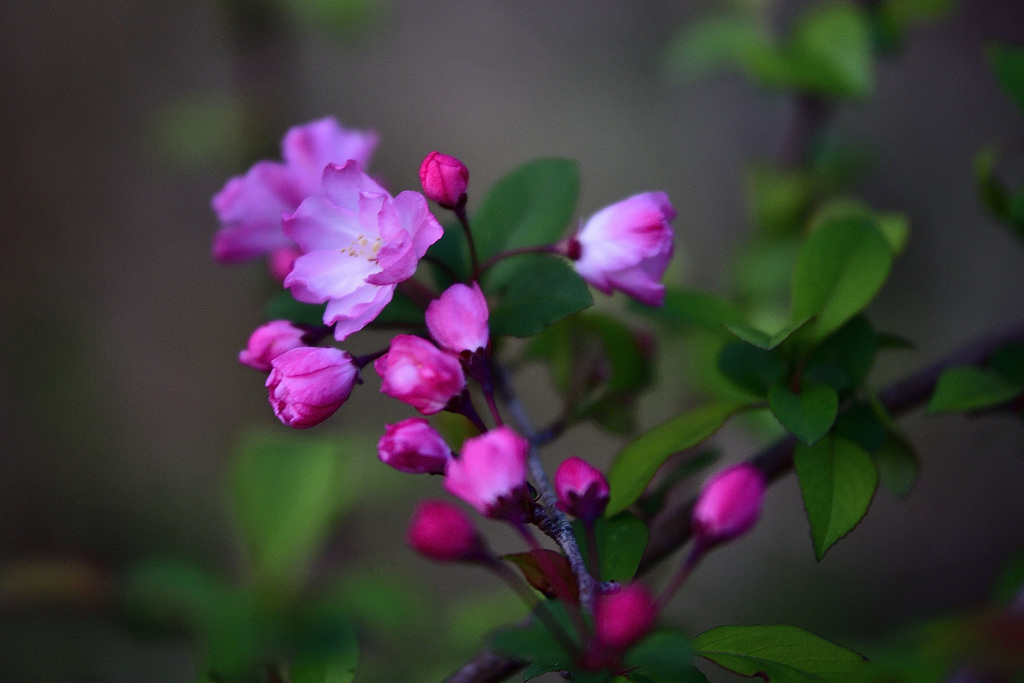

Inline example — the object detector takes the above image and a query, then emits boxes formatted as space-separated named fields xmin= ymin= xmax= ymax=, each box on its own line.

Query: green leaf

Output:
xmin=607 ymin=402 xmax=748 ymax=515
xmin=874 ymin=433 xmax=920 ymax=499
xmin=726 ymin=315 xmax=814 ymax=350
xmin=785 ymin=4 xmax=874 ymax=99
xmin=634 ymin=449 xmax=721 ymax=519
xmin=490 ymin=601 xmax=577 ymax=673
xmin=791 ymin=215 xmax=893 ymax=344
xmin=927 ymin=366 xmax=1023 ymax=413
xmin=474 ymin=158 xmax=579 ymax=289
xmin=802 ymin=315 xmax=878 ymax=395
xmin=876 ymin=212 xmax=911 ymax=256
xmin=692 ymin=625 xmax=867 ymax=682
xmin=574 ymin=513 xmax=649 ymax=582
xmin=718 ymin=341 xmax=787 ymax=397
xmin=624 ymin=630 xmax=704 ymax=683
xmin=988 ymin=43 xmax=1024 ymax=112
xmin=122 ymin=559 xmax=227 ymax=633
xmin=630 ymin=287 xmax=744 ymax=335
xmin=425 ymin=221 xmax=472 ymax=287
xmin=290 ymin=617 xmax=359 ymax=683
xmin=489 ymin=255 xmax=592 ymax=337
xmin=831 ymin=402 xmax=887 ymax=453
xmin=768 ymin=384 xmax=839 ymax=445
xmin=794 ymin=436 xmax=878 ymax=559
xmin=265 ymin=290 xmax=328 ymax=327
xmin=991 ymin=343 xmax=1024 ymax=386
xmin=746 ymin=163 xmax=817 ymax=237
xmin=230 ymin=429 xmax=360 ymax=587
xmin=664 ymin=14 xmax=775 ymax=83
xmin=974 ymin=145 xmax=1012 ymax=221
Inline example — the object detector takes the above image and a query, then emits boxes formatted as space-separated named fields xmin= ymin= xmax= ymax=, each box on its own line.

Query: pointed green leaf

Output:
xmin=874 ymin=433 xmax=920 ymax=499
xmin=801 ymin=315 xmax=878 ymax=396
xmin=664 ymin=15 xmax=774 ymax=83
xmin=768 ymin=384 xmax=839 ymax=445
xmin=489 ymin=255 xmax=592 ymax=337
xmin=607 ymin=402 xmax=748 ymax=515
xmin=786 ymin=4 xmax=874 ymax=99
xmin=630 ymin=287 xmax=744 ymax=334
xmin=794 ymin=436 xmax=878 ymax=559
xmin=692 ymin=625 xmax=867 ymax=682
xmin=573 ymin=512 xmax=649 ymax=582
xmin=718 ymin=341 xmax=787 ymax=397
xmin=624 ymin=630 xmax=704 ymax=683
xmin=791 ymin=215 xmax=893 ymax=343
xmin=927 ymin=366 xmax=1023 ymax=413
xmin=974 ymin=145 xmax=1012 ymax=221
xmin=988 ymin=43 xmax=1024 ymax=112
xmin=727 ymin=316 xmax=814 ymax=350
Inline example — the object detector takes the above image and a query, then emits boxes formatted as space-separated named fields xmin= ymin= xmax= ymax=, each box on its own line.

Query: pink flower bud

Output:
xmin=408 ymin=500 xmax=482 ymax=561
xmin=692 ymin=463 xmax=766 ymax=547
xmin=444 ymin=426 xmax=530 ymax=519
xmin=594 ymin=583 xmax=657 ymax=651
xmin=426 ymin=282 xmax=490 ymax=355
xmin=378 ymin=417 xmax=452 ymax=474
xmin=554 ymin=457 xmax=609 ymax=524
xmin=571 ymin=192 xmax=675 ymax=306
xmin=374 ymin=335 xmax=465 ymax=415
xmin=419 ymin=151 xmax=469 ymax=208
xmin=266 ymin=347 xmax=358 ymax=428
xmin=239 ymin=320 xmax=309 ymax=372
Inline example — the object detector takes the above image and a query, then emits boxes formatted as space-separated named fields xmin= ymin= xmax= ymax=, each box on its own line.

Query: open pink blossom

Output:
xmin=284 ymin=162 xmax=444 ymax=340
xmin=266 ymin=346 xmax=359 ymax=429
xmin=426 ymin=282 xmax=489 ymax=355
xmin=212 ymin=116 xmax=377 ymax=264
xmin=374 ymin=335 xmax=465 ymax=414
xmin=444 ymin=427 xmax=530 ymax=519
xmin=570 ymin=192 xmax=675 ymax=306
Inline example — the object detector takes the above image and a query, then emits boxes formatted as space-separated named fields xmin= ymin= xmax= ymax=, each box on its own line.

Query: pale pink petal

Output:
xmin=322 ymin=161 xmax=388 ymax=212
xmin=327 ymin=284 xmax=395 ymax=341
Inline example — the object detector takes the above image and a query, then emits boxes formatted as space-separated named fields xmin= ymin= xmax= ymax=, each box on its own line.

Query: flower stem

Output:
xmin=477 ymin=244 xmax=559 ymax=276
xmin=656 ymin=544 xmax=702 ymax=609
xmin=454 ymin=203 xmax=481 ymax=280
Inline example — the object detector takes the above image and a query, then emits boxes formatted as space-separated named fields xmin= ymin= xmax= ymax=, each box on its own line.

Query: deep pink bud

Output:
xmin=444 ymin=426 xmax=530 ymax=519
xmin=554 ymin=457 xmax=610 ymax=524
xmin=692 ymin=463 xmax=766 ymax=547
xmin=594 ymin=583 xmax=658 ymax=651
xmin=266 ymin=347 xmax=358 ymax=428
xmin=426 ymin=282 xmax=490 ymax=354
xmin=419 ymin=151 xmax=469 ymax=208
xmin=378 ymin=417 xmax=452 ymax=474
xmin=408 ymin=500 xmax=482 ymax=561
xmin=239 ymin=320 xmax=310 ymax=372
xmin=374 ymin=335 xmax=466 ymax=414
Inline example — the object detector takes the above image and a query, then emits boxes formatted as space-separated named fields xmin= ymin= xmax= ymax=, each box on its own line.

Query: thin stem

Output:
xmin=656 ymin=544 xmax=702 ymax=609
xmin=454 ymin=203 xmax=481 ymax=279
xmin=477 ymin=244 xmax=560 ymax=276
xmin=514 ymin=522 xmax=591 ymax=641
xmin=397 ymin=278 xmax=438 ymax=310
xmin=492 ymin=364 xmax=597 ymax=612
xmin=485 ymin=390 xmax=504 ymax=427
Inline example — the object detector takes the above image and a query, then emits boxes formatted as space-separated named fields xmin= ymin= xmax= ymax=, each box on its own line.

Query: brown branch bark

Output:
xmin=442 ymin=319 xmax=1024 ymax=683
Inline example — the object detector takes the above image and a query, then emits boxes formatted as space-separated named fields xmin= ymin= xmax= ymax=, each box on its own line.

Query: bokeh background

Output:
xmin=1 ymin=0 xmax=1023 ymax=680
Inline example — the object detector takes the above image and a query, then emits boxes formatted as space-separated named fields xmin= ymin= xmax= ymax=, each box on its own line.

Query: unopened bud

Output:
xmin=374 ymin=335 xmax=466 ymax=415
xmin=266 ymin=347 xmax=358 ymax=428
xmin=594 ymin=583 xmax=657 ymax=651
xmin=239 ymin=320 xmax=309 ymax=372
xmin=444 ymin=427 xmax=530 ymax=519
xmin=554 ymin=457 xmax=609 ymax=524
xmin=692 ymin=463 xmax=766 ymax=547
xmin=419 ymin=151 xmax=469 ymax=208
xmin=378 ymin=417 xmax=452 ymax=474
xmin=407 ymin=500 xmax=482 ymax=561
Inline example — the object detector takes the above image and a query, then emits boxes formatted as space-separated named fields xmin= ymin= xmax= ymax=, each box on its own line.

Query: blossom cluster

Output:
xmin=212 ymin=116 xmax=765 ymax=677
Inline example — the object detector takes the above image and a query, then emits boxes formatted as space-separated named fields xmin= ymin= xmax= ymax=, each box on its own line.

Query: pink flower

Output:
xmin=266 ymin=346 xmax=359 ymax=428
xmin=268 ymin=245 xmax=302 ymax=283
xmin=692 ymin=463 xmax=766 ymax=547
xmin=374 ymin=335 xmax=465 ymax=414
xmin=570 ymin=192 xmax=675 ymax=306
xmin=407 ymin=500 xmax=482 ymax=561
xmin=239 ymin=320 xmax=310 ymax=372
xmin=378 ymin=417 xmax=452 ymax=474
xmin=554 ymin=457 xmax=610 ymax=524
xmin=284 ymin=162 xmax=444 ymax=340
xmin=425 ymin=282 xmax=489 ymax=355
xmin=419 ymin=151 xmax=469 ymax=208
xmin=212 ymin=116 xmax=377 ymax=264
xmin=444 ymin=427 xmax=530 ymax=519
xmin=594 ymin=583 xmax=658 ymax=651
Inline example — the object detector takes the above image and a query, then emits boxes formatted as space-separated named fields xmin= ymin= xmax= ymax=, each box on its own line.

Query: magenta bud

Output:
xmin=426 ymin=282 xmax=490 ymax=355
xmin=378 ymin=417 xmax=452 ymax=474
xmin=374 ymin=335 xmax=466 ymax=415
xmin=419 ymin=151 xmax=469 ymax=208
xmin=554 ymin=457 xmax=609 ymax=524
xmin=407 ymin=500 xmax=482 ymax=561
xmin=239 ymin=320 xmax=310 ymax=372
xmin=692 ymin=463 xmax=766 ymax=547
xmin=594 ymin=583 xmax=658 ymax=651
xmin=444 ymin=426 xmax=530 ymax=519
xmin=266 ymin=347 xmax=358 ymax=428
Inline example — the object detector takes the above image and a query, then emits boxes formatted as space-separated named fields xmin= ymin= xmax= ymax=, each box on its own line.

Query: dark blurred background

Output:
xmin=1 ymin=1 xmax=1023 ymax=680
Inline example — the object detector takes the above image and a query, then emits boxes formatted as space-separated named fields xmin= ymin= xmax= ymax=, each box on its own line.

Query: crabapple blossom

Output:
xmin=407 ymin=500 xmax=482 ymax=562
xmin=554 ymin=457 xmax=610 ymax=524
xmin=239 ymin=320 xmax=310 ymax=372
xmin=374 ymin=335 xmax=465 ymax=414
xmin=419 ymin=151 xmax=469 ymax=208
xmin=692 ymin=463 xmax=766 ymax=547
xmin=377 ymin=417 xmax=452 ymax=474
xmin=266 ymin=346 xmax=358 ymax=428
xmin=283 ymin=161 xmax=444 ymax=340
xmin=425 ymin=282 xmax=489 ymax=355
xmin=569 ymin=192 xmax=675 ymax=306
xmin=212 ymin=117 xmax=377 ymax=264
xmin=444 ymin=426 xmax=530 ymax=519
